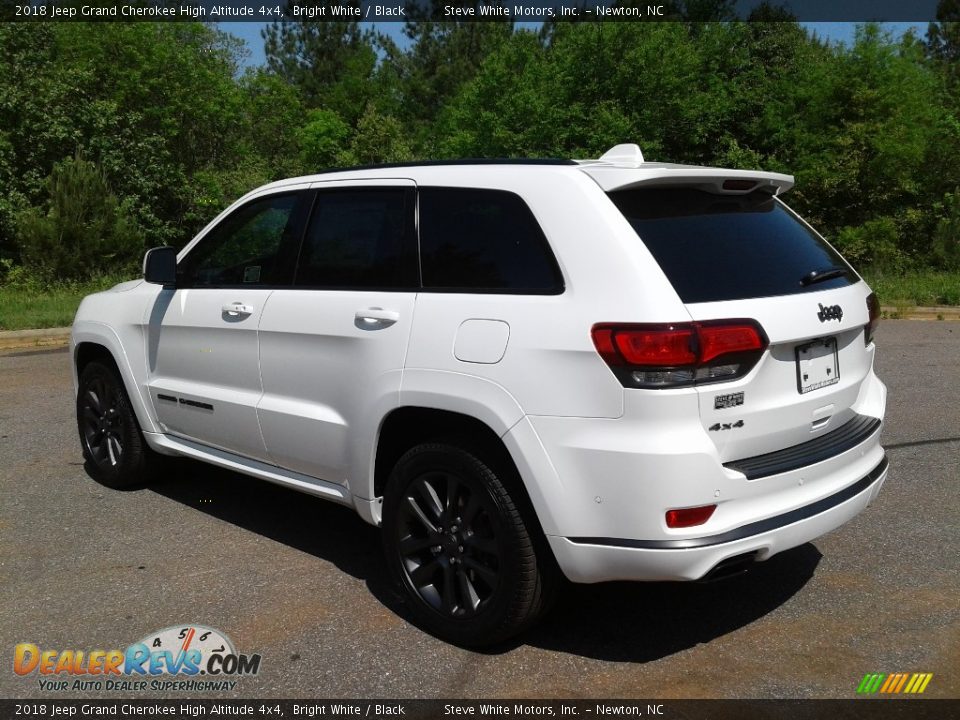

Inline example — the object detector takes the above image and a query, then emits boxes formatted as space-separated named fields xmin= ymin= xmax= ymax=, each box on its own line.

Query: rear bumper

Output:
xmin=548 ymin=454 xmax=888 ymax=583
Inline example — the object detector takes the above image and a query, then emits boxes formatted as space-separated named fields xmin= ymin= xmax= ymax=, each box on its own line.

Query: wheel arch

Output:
xmin=72 ymin=326 xmax=158 ymax=434
xmin=370 ymin=407 xmax=555 ymax=556
xmin=373 ymin=407 xmax=513 ymax=500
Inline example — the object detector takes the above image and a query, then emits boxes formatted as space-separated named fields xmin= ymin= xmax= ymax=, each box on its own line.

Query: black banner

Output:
xmin=1 ymin=700 xmax=958 ymax=720
xmin=0 ymin=0 xmax=950 ymax=24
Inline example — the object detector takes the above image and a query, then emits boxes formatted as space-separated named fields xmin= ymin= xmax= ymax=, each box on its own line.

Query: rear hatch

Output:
xmin=607 ymin=184 xmax=879 ymax=464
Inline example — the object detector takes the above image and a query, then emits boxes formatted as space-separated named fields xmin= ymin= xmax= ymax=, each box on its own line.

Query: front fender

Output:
xmin=71 ymin=321 xmax=158 ymax=434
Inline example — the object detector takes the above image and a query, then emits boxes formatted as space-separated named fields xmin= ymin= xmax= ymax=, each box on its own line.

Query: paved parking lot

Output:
xmin=1 ymin=320 xmax=957 ymax=699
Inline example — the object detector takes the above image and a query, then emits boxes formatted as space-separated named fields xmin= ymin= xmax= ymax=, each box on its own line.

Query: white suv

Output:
xmin=71 ymin=144 xmax=887 ymax=645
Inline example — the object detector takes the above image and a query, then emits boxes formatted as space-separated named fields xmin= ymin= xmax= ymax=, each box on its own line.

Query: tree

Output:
xmin=17 ymin=153 xmax=142 ymax=281
xmin=391 ymin=4 xmax=513 ymax=150
xmin=263 ymin=2 xmax=377 ymax=123
xmin=340 ymin=106 xmax=414 ymax=165
xmin=0 ymin=23 xmax=251 ymax=252
xmin=926 ymin=0 xmax=960 ymax=65
xmin=297 ymin=109 xmax=353 ymax=169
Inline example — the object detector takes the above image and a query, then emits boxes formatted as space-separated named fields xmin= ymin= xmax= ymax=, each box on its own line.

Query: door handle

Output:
xmin=355 ymin=307 xmax=399 ymax=327
xmin=222 ymin=302 xmax=254 ymax=316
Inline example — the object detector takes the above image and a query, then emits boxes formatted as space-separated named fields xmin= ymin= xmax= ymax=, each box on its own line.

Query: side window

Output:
xmin=418 ymin=188 xmax=563 ymax=293
xmin=178 ymin=192 xmax=307 ymax=288
xmin=294 ymin=187 xmax=417 ymax=289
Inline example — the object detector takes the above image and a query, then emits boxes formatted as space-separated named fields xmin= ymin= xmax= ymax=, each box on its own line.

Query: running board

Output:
xmin=143 ymin=432 xmax=354 ymax=507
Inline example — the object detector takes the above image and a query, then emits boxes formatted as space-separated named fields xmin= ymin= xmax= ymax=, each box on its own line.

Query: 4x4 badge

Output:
xmin=709 ymin=420 xmax=744 ymax=431
xmin=817 ymin=303 xmax=843 ymax=322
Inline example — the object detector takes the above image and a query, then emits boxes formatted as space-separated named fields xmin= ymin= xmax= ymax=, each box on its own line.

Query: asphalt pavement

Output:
xmin=0 ymin=320 xmax=957 ymax=699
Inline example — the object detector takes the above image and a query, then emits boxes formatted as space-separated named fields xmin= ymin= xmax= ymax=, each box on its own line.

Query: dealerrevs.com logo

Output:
xmin=13 ymin=625 xmax=262 ymax=692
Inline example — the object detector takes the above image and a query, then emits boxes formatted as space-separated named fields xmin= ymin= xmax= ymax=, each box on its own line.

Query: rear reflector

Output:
xmin=666 ymin=505 xmax=717 ymax=528
xmin=592 ymin=320 xmax=768 ymax=388
xmin=866 ymin=292 xmax=880 ymax=345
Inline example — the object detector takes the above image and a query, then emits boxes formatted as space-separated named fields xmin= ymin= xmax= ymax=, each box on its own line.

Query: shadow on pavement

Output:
xmin=522 ymin=543 xmax=820 ymax=662
xmin=147 ymin=457 xmax=821 ymax=663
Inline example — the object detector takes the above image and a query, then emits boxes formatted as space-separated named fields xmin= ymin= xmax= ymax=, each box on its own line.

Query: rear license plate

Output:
xmin=796 ymin=337 xmax=839 ymax=394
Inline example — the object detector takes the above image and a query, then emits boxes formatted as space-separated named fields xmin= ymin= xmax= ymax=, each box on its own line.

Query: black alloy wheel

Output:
xmin=382 ymin=442 xmax=555 ymax=646
xmin=395 ymin=468 xmax=503 ymax=618
xmin=80 ymin=372 xmax=125 ymax=469
xmin=76 ymin=361 xmax=150 ymax=488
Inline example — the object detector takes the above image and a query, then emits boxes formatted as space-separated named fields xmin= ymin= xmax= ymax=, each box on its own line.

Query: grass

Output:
xmin=0 ymin=269 xmax=958 ymax=332
xmin=861 ymin=270 xmax=960 ymax=308
xmin=0 ymin=275 xmax=134 ymax=331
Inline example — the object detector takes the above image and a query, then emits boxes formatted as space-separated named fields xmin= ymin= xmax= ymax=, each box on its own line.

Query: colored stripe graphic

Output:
xmin=906 ymin=673 xmax=934 ymax=694
xmin=857 ymin=673 xmax=933 ymax=694
xmin=857 ymin=673 xmax=885 ymax=693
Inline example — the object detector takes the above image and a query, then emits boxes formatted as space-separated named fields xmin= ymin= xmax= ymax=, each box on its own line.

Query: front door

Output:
xmin=145 ymin=188 xmax=312 ymax=461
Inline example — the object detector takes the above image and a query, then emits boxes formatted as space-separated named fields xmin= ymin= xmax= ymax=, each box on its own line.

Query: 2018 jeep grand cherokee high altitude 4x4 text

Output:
xmin=72 ymin=144 xmax=887 ymax=645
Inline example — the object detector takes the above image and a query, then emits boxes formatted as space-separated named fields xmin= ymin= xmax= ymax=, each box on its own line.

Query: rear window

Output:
xmin=418 ymin=188 xmax=563 ymax=293
xmin=609 ymin=188 xmax=855 ymax=303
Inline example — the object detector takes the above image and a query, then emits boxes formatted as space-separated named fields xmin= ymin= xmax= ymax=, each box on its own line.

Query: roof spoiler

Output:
xmin=600 ymin=169 xmax=795 ymax=196
xmin=581 ymin=144 xmax=794 ymax=196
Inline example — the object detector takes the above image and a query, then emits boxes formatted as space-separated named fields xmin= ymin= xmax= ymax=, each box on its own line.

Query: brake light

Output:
xmin=865 ymin=292 xmax=880 ymax=345
xmin=591 ymin=320 xmax=768 ymax=388
xmin=721 ymin=179 xmax=757 ymax=192
xmin=666 ymin=504 xmax=716 ymax=528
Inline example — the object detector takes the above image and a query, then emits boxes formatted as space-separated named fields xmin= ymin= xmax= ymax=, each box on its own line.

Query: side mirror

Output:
xmin=143 ymin=246 xmax=177 ymax=286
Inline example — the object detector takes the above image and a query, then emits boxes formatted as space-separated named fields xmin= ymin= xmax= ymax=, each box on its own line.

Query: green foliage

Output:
xmin=263 ymin=5 xmax=377 ymax=124
xmin=835 ymin=217 xmax=909 ymax=274
xmin=388 ymin=14 xmax=513 ymax=150
xmin=0 ymin=273 xmax=133 ymax=331
xmin=16 ymin=154 xmax=142 ymax=281
xmin=932 ymin=189 xmax=960 ymax=270
xmin=239 ymin=70 xmax=309 ymax=180
xmin=2 ymin=18 xmax=960 ymax=315
xmin=341 ymin=106 xmax=414 ymax=165
xmin=926 ymin=0 xmax=960 ymax=70
xmin=297 ymin=109 xmax=353 ymax=169
xmin=862 ymin=269 xmax=960 ymax=306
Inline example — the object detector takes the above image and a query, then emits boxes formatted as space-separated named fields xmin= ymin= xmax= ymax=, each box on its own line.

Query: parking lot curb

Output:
xmin=0 ymin=326 xmax=71 ymax=350
xmin=880 ymin=305 xmax=960 ymax=321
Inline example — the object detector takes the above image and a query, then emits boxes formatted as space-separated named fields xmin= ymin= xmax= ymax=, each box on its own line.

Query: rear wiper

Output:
xmin=800 ymin=267 xmax=849 ymax=287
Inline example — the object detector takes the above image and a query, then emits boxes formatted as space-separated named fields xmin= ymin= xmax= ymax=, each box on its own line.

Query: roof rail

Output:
xmin=313 ymin=158 xmax=577 ymax=174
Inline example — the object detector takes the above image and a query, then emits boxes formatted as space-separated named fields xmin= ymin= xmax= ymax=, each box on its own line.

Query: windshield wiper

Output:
xmin=800 ymin=267 xmax=849 ymax=287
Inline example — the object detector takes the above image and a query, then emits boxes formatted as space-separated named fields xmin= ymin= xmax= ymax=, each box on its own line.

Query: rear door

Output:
xmin=609 ymin=186 xmax=876 ymax=462
xmin=256 ymin=180 xmax=418 ymax=485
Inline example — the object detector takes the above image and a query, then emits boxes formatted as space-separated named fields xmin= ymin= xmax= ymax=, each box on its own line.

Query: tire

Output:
xmin=76 ymin=360 xmax=151 ymax=488
xmin=381 ymin=442 xmax=556 ymax=646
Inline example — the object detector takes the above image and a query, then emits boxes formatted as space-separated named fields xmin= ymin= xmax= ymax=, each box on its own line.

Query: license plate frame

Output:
xmin=796 ymin=336 xmax=840 ymax=394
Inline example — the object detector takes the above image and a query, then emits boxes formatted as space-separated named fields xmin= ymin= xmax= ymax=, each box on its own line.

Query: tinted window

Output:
xmin=609 ymin=188 xmax=855 ymax=303
xmin=295 ymin=188 xmax=417 ymax=289
xmin=418 ymin=188 xmax=562 ymax=293
xmin=179 ymin=193 xmax=306 ymax=288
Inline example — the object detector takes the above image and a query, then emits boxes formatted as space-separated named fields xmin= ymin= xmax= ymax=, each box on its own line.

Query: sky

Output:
xmin=221 ymin=21 xmax=930 ymax=70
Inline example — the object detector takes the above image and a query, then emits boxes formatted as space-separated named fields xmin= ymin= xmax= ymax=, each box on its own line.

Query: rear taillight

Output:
xmin=591 ymin=320 xmax=768 ymax=389
xmin=865 ymin=292 xmax=880 ymax=345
